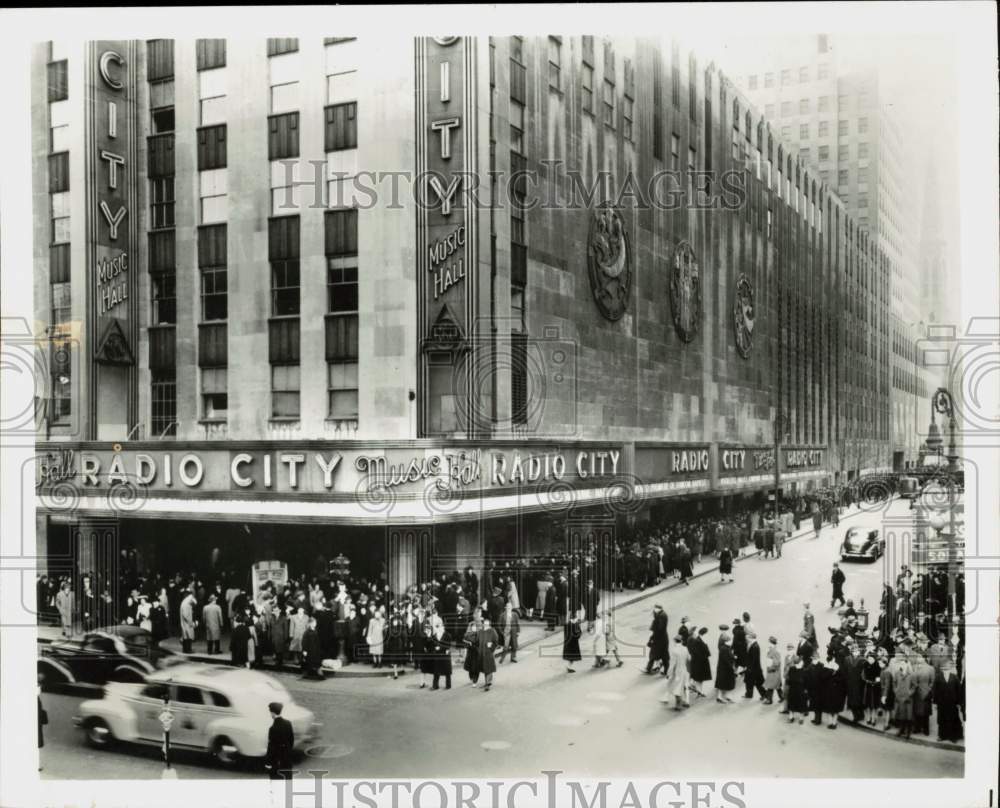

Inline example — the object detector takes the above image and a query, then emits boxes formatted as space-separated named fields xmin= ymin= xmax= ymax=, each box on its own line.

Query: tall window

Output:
xmin=623 ymin=93 xmax=634 ymax=140
xmin=151 ymin=272 xmax=176 ymax=325
xmin=818 ymin=120 xmax=829 ymax=137
xmin=326 ymin=209 xmax=359 ymax=419
xmin=858 ymin=117 xmax=869 ymax=134
xmin=799 ymin=98 xmax=809 ymax=114
xmin=670 ymin=133 xmax=680 ymax=172
xmin=602 ymin=79 xmax=614 ymax=127
xmin=270 ymin=364 xmax=300 ymax=419
xmin=151 ymin=177 xmax=175 ymax=229
xmin=151 ymin=372 xmax=177 ymax=437
xmin=818 ymin=95 xmax=829 ymax=112
xmin=818 ymin=63 xmax=829 ymax=79
xmin=838 ymin=120 xmax=848 ymax=136
xmin=581 ymin=63 xmax=594 ymax=115
xmin=780 ymin=101 xmax=792 ymax=117
xmin=510 ymin=285 xmax=527 ymax=425
xmin=748 ymin=74 xmax=758 ymax=90
xmin=799 ymin=124 xmax=809 ymax=139
xmin=798 ymin=66 xmax=809 ymax=82
xmin=201 ymin=367 xmax=227 ymax=420
xmin=271 ymin=258 xmax=299 ymax=316
xmin=764 ymin=72 xmax=774 ymax=88
xmin=51 ymin=190 xmax=70 ymax=244
xmin=780 ymin=69 xmax=791 ymax=86
xmin=509 ymin=98 xmax=524 ymax=154
xmin=198 ymin=64 xmax=226 ymax=126
xmin=548 ymin=37 xmax=561 ymax=90
xmin=687 ymin=146 xmax=696 ymax=198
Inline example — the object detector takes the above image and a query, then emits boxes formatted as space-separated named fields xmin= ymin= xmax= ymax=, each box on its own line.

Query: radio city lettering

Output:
xmin=491 ymin=450 xmax=621 ymax=486
xmin=671 ymin=449 xmax=710 ymax=474
xmin=429 ymin=226 xmax=466 ymax=299
xmin=785 ymin=449 xmax=823 ymax=469
xmin=43 ymin=451 xmax=345 ymax=490
xmin=720 ymin=449 xmax=746 ymax=471
xmin=720 ymin=448 xmax=775 ymax=473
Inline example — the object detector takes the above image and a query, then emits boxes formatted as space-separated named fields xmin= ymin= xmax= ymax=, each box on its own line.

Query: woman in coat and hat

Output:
xmin=563 ymin=609 xmax=583 ymax=673
xmin=688 ymin=627 xmax=713 ymax=697
xmin=886 ymin=654 xmax=916 ymax=738
xmin=664 ymin=635 xmax=692 ymax=710
xmin=476 ymin=616 xmax=499 ymax=691
xmin=785 ymin=656 xmax=809 ymax=723
xmin=231 ymin=617 xmax=250 ymax=668
xmin=823 ymin=657 xmax=848 ymax=728
xmin=763 ymin=636 xmax=783 ymax=704
xmin=715 ymin=636 xmax=737 ymax=702
xmin=385 ymin=606 xmax=408 ymax=681
xmin=718 ymin=547 xmax=734 ymax=584
xmin=645 ymin=605 xmax=669 ymax=674
xmin=463 ymin=607 xmax=484 ymax=685
xmin=366 ymin=606 xmax=386 ymax=668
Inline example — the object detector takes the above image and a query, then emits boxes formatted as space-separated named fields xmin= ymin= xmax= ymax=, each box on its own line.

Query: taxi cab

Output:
xmin=73 ymin=663 xmax=319 ymax=765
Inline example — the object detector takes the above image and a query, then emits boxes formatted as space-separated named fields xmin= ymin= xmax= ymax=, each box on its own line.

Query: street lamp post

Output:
xmin=930 ymin=388 xmax=960 ymax=637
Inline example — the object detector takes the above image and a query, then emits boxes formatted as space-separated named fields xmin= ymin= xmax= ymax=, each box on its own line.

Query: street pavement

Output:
xmin=39 ymin=498 xmax=963 ymax=780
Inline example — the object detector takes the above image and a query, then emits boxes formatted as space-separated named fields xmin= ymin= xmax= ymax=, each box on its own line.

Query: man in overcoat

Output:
xmin=264 ymin=702 xmax=294 ymax=780
xmin=180 ymin=590 xmax=197 ymax=654
xmin=202 ymin=594 xmax=224 ymax=655
xmin=497 ymin=601 xmax=520 ymax=664
xmin=743 ymin=632 xmax=766 ymax=700
xmin=476 ymin=617 xmax=499 ymax=691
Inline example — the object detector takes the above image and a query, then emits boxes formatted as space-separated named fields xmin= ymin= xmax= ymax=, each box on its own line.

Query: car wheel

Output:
xmin=212 ymin=736 xmax=240 ymax=767
xmin=85 ymin=718 xmax=114 ymax=748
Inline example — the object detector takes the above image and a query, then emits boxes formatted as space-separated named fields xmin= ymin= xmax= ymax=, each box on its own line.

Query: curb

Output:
xmin=836 ymin=714 xmax=964 ymax=752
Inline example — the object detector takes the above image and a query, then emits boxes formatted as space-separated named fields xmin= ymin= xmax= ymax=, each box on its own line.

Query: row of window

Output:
xmin=748 ymin=63 xmax=830 ymax=90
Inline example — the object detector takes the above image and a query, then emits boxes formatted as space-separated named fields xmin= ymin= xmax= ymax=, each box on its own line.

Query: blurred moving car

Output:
xmin=840 ymin=526 xmax=884 ymax=562
xmin=74 ymin=663 xmax=319 ymax=766
xmin=38 ymin=625 xmax=177 ymax=688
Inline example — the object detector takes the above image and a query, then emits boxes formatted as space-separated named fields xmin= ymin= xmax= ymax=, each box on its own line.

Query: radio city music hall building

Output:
xmin=32 ymin=35 xmax=891 ymax=593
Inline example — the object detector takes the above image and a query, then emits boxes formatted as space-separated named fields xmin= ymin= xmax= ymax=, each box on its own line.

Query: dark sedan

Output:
xmin=840 ymin=526 xmax=884 ymax=562
xmin=38 ymin=625 xmax=176 ymax=689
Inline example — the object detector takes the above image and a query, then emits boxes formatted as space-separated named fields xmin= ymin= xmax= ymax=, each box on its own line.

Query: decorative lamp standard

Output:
xmin=930 ymin=388 xmax=960 ymax=640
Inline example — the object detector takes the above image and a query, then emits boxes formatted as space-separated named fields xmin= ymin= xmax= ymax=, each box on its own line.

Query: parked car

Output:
xmin=38 ymin=625 xmax=176 ymax=688
xmin=74 ymin=663 xmax=320 ymax=766
xmin=840 ymin=526 xmax=884 ymax=562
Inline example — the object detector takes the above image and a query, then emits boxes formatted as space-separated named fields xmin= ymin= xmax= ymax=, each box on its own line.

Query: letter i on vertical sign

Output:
xmin=440 ymin=61 xmax=450 ymax=103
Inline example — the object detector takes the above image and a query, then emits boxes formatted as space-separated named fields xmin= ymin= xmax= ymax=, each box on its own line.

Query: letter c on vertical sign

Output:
xmin=99 ymin=51 xmax=124 ymax=91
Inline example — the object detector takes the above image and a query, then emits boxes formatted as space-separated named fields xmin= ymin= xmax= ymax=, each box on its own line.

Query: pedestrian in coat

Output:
xmin=430 ymin=625 xmax=453 ymax=690
xmin=300 ymin=617 xmax=323 ymax=679
xmin=677 ymin=541 xmax=693 ymax=585
xmin=823 ymin=658 xmax=848 ymax=728
xmin=289 ymin=607 xmax=308 ymax=660
xmin=714 ymin=638 xmax=737 ymax=702
xmin=366 ymin=607 xmax=385 ymax=668
xmin=534 ymin=573 xmax=552 ymax=620
xmin=933 ymin=660 xmax=964 ymax=742
xmin=583 ymin=580 xmax=600 ymax=628
xmin=463 ymin=610 xmax=485 ymax=685
xmin=813 ymin=509 xmax=823 ymax=538
xmin=231 ymin=618 xmax=250 ymax=667
xmin=743 ymin=632 xmax=766 ymax=700
xmin=785 ymin=657 xmax=809 ymax=723
xmin=180 ymin=591 xmax=197 ymax=654
xmin=779 ymin=644 xmax=798 ymax=713
xmin=592 ymin=614 xmax=609 ymax=668
xmin=803 ymin=604 xmax=817 ymax=648
xmin=911 ymin=654 xmax=936 ymax=735
xmin=830 ymin=563 xmax=847 ymax=608
xmin=476 ymin=617 xmax=499 ymax=691
xmin=664 ymin=636 xmax=692 ymax=710
xmin=55 ymin=582 xmax=74 ymax=637
xmin=417 ymin=623 xmax=436 ymax=688
xmin=731 ymin=619 xmax=748 ymax=670
xmin=645 ymin=606 xmax=669 ymax=674
xmin=264 ymin=702 xmax=294 ymax=780
xmin=845 ymin=646 xmax=866 ymax=722
xmin=718 ymin=548 xmax=734 ymax=583
xmin=563 ymin=610 xmax=583 ymax=672
xmin=271 ymin=606 xmax=290 ymax=668
xmin=886 ymin=656 xmax=916 ymax=738
xmin=497 ymin=602 xmax=520 ymax=664
xmin=688 ymin=627 xmax=712 ymax=696
xmin=861 ymin=652 xmax=882 ymax=725
xmin=763 ymin=637 xmax=782 ymax=703
xmin=804 ymin=656 xmax=826 ymax=724
xmin=202 ymin=595 xmax=224 ymax=655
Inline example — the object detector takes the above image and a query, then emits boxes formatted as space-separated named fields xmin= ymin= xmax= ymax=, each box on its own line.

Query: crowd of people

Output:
xmin=635 ymin=556 xmax=965 ymax=743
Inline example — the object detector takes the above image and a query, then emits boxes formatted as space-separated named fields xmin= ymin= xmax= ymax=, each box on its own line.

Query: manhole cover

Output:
xmin=306 ymin=744 xmax=355 ymax=759
xmin=582 ymin=704 xmax=611 ymax=715
xmin=587 ymin=691 xmax=626 ymax=702
xmin=481 ymin=740 xmax=511 ymax=751
xmin=549 ymin=715 xmax=587 ymax=727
